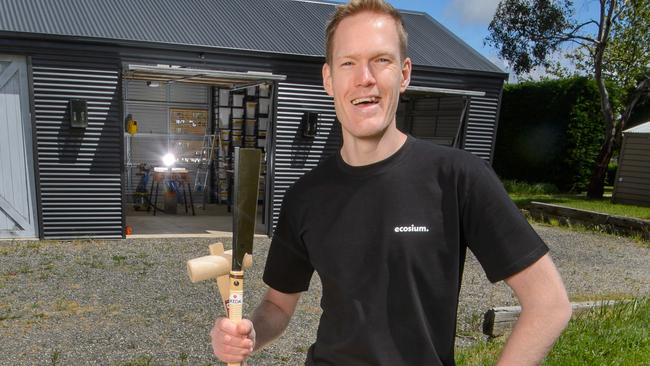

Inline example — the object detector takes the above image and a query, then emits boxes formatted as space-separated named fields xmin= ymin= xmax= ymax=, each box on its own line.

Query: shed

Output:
xmin=612 ymin=121 xmax=650 ymax=207
xmin=0 ymin=0 xmax=507 ymax=240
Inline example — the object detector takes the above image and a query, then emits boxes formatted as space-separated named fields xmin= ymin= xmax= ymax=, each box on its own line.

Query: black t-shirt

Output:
xmin=263 ymin=135 xmax=548 ymax=365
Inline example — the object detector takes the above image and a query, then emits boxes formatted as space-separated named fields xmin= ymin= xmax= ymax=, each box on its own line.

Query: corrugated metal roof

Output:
xmin=623 ymin=121 xmax=650 ymax=134
xmin=0 ymin=0 xmax=504 ymax=74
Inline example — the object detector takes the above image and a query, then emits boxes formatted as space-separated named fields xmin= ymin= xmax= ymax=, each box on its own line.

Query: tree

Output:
xmin=486 ymin=0 xmax=650 ymax=198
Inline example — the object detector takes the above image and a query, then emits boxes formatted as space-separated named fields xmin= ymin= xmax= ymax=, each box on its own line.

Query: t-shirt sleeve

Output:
xmin=460 ymin=155 xmax=548 ymax=283
xmin=263 ymin=189 xmax=314 ymax=293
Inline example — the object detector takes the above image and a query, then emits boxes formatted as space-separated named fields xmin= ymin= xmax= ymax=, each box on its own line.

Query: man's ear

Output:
xmin=322 ymin=63 xmax=334 ymax=96
xmin=400 ymin=57 xmax=412 ymax=93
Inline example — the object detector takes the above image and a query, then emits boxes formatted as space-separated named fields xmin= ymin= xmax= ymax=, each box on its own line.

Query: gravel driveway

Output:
xmin=0 ymin=224 xmax=648 ymax=365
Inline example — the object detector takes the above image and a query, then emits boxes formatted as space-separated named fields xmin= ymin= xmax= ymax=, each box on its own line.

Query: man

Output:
xmin=211 ymin=1 xmax=572 ymax=364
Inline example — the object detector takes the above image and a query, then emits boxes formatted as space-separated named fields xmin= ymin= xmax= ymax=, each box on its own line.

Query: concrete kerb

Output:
xmin=526 ymin=201 xmax=650 ymax=240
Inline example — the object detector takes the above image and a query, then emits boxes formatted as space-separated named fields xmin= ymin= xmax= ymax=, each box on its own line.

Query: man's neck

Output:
xmin=340 ymin=127 xmax=407 ymax=167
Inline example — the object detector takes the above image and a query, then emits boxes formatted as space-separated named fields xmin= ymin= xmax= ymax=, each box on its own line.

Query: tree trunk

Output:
xmin=587 ymin=2 xmax=617 ymax=199
xmin=587 ymin=64 xmax=617 ymax=199
xmin=586 ymin=133 xmax=615 ymax=199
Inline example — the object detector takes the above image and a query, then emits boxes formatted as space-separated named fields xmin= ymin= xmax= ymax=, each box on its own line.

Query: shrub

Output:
xmin=493 ymin=77 xmax=621 ymax=192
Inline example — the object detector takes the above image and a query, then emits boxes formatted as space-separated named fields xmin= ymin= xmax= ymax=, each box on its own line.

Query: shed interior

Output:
xmin=121 ymin=64 xmax=280 ymax=236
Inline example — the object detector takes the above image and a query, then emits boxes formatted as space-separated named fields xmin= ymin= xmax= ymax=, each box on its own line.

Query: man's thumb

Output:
xmin=236 ymin=319 xmax=253 ymax=335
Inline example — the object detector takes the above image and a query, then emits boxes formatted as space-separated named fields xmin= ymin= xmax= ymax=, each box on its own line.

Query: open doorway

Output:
xmin=121 ymin=64 xmax=284 ymax=236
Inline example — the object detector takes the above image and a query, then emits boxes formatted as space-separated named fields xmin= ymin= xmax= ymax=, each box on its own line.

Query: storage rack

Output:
xmin=213 ymin=83 xmax=271 ymax=207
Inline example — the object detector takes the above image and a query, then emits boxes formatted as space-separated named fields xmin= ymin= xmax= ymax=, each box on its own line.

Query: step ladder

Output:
xmin=193 ymin=134 xmax=217 ymax=195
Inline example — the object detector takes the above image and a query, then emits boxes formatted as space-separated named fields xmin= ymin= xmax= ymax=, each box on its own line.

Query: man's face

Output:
xmin=323 ymin=11 xmax=411 ymax=140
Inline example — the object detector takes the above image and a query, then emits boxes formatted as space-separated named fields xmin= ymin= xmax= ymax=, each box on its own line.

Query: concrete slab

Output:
xmin=125 ymin=204 xmax=268 ymax=238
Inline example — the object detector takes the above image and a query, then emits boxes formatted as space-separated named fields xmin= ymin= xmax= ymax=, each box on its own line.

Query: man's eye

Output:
xmin=377 ymin=58 xmax=390 ymax=63
xmin=341 ymin=61 xmax=353 ymax=67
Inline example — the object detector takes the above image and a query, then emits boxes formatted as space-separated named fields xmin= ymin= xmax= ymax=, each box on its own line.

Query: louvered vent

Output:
xmin=463 ymin=96 xmax=499 ymax=161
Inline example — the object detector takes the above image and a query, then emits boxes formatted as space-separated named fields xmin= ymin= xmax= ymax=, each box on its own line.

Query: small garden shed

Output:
xmin=612 ymin=121 xmax=650 ymax=207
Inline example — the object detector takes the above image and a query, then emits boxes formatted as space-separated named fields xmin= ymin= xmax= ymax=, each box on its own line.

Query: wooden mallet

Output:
xmin=186 ymin=242 xmax=253 ymax=313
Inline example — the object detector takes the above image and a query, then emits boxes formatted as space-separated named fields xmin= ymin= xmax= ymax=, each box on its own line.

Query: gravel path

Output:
xmin=0 ymin=224 xmax=648 ymax=365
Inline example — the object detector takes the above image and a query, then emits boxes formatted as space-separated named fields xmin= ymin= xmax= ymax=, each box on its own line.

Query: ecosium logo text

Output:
xmin=394 ymin=225 xmax=430 ymax=233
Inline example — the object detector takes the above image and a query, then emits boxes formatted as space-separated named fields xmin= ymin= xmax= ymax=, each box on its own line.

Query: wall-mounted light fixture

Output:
xmin=146 ymin=80 xmax=160 ymax=88
xmin=300 ymin=111 xmax=318 ymax=138
xmin=69 ymin=99 xmax=88 ymax=128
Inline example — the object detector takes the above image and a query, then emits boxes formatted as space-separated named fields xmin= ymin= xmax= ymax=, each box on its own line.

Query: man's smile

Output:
xmin=351 ymin=96 xmax=380 ymax=105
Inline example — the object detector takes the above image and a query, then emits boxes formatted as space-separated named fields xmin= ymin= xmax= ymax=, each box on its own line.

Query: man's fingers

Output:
xmin=211 ymin=316 xmax=255 ymax=362
xmin=220 ymin=343 xmax=253 ymax=356
xmin=211 ymin=336 xmax=253 ymax=362
xmin=216 ymin=317 xmax=239 ymax=335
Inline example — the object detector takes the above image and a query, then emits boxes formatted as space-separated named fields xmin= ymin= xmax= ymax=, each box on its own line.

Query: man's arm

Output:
xmin=211 ymin=288 xmax=301 ymax=364
xmin=497 ymin=253 xmax=572 ymax=365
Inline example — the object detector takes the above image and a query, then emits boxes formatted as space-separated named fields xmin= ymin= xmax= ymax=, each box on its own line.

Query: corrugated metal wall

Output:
xmin=271 ymin=82 xmax=339 ymax=227
xmin=612 ymin=134 xmax=650 ymax=207
xmin=32 ymin=56 xmax=123 ymax=239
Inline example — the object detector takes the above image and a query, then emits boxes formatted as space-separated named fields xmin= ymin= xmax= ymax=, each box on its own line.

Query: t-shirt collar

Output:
xmin=335 ymin=134 xmax=415 ymax=177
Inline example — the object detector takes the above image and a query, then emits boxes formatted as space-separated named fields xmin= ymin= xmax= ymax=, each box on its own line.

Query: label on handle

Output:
xmin=229 ymin=293 xmax=243 ymax=306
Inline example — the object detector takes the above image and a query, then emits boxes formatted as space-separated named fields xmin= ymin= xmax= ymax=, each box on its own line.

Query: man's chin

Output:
xmin=342 ymin=125 xmax=391 ymax=140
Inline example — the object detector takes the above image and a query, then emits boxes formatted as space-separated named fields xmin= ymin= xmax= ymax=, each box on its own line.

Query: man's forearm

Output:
xmin=250 ymin=299 xmax=293 ymax=352
xmin=499 ymin=254 xmax=572 ymax=365
xmin=496 ymin=301 xmax=572 ymax=365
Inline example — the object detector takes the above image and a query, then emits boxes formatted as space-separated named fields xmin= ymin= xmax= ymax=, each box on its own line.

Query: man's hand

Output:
xmin=209 ymin=288 xmax=301 ymax=363
xmin=210 ymin=317 xmax=256 ymax=364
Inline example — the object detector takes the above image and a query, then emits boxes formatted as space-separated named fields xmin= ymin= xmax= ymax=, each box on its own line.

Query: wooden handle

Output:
xmin=228 ymin=271 xmax=244 ymax=321
xmin=228 ymin=270 xmax=245 ymax=366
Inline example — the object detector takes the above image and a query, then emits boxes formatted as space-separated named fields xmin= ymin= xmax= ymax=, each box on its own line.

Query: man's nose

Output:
xmin=355 ymin=63 xmax=376 ymax=87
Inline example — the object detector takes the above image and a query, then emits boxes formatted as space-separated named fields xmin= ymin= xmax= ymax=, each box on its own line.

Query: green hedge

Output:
xmin=493 ymin=77 xmax=619 ymax=192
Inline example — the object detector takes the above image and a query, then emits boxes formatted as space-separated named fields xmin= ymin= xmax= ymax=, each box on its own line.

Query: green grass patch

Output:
xmin=456 ymin=298 xmax=650 ymax=365
xmin=502 ymin=180 xmax=560 ymax=195
xmin=112 ymin=255 xmax=127 ymax=266
xmin=456 ymin=337 xmax=504 ymax=366
xmin=503 ymin=180 xmax=650 ymax=220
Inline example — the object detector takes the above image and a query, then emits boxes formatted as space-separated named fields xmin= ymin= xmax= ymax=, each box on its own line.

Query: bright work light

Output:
xmin=162 ymin=153 xmax=176 ymax=167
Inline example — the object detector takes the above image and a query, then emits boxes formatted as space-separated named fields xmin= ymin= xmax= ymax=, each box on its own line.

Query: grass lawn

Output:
xmin=456 ymin=298 xmax=650 ymax=366
xmin=503 ymin=180 xmax=650 ymax=220
xmin=510 ymin=194 xmax=650 ymax=220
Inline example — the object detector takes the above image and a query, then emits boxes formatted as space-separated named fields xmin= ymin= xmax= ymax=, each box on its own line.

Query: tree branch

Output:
xmin=621 ymin=77 xmax=650 ymax=129
xmin=601 ymin=0 xmax=617 ymax=44
xmin=597 ymin=0 xmax=607 ymax=42
xmin=566 ymin=20 xmax=600 ymax=38
xmin=557 ymin=34 xmax=598 ymax=44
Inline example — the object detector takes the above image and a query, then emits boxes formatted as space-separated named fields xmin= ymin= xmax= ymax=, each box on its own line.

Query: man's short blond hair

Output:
xmin=325 ymin=0 xmax=408 ymax=65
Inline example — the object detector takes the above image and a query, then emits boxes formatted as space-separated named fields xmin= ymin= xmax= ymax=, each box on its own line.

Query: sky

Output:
xmin=383 ymin=0 xmax=602 ymax=78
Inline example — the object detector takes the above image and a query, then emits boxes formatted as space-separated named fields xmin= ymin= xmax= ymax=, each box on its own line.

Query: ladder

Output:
xmin=193 ymin=134 xmax=217 ymax=194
